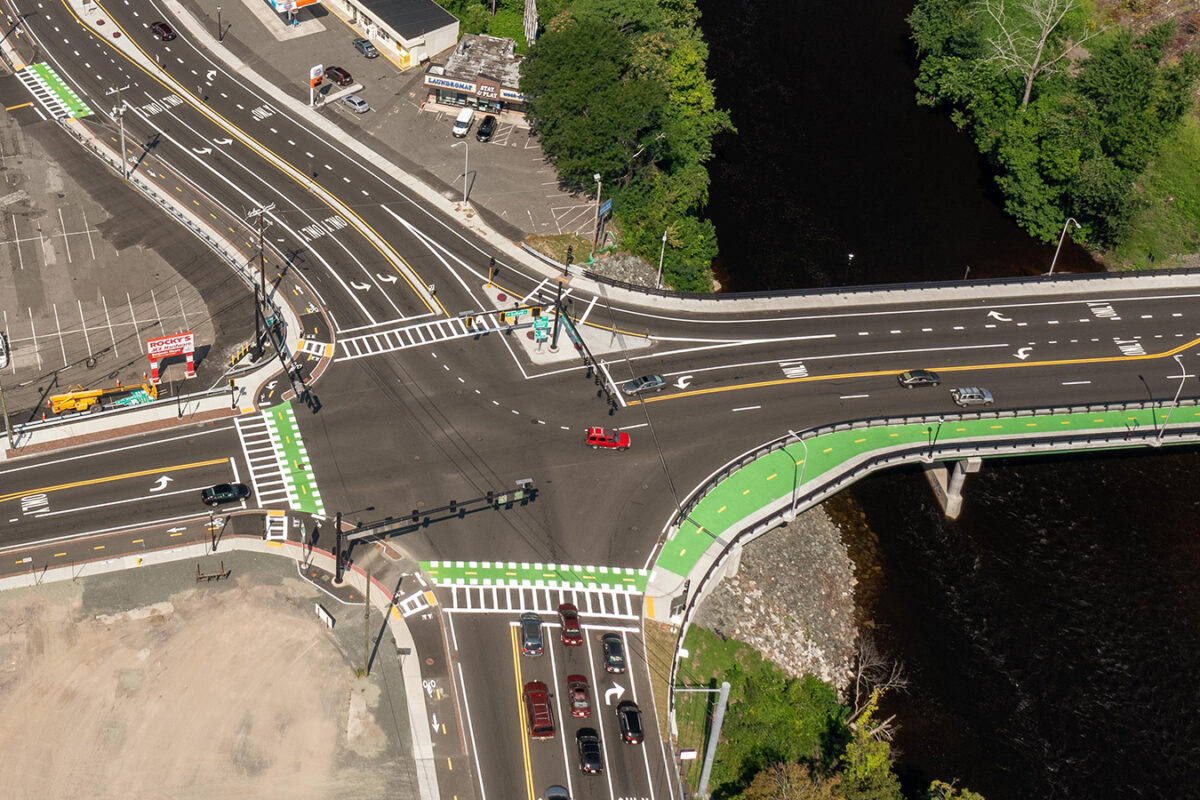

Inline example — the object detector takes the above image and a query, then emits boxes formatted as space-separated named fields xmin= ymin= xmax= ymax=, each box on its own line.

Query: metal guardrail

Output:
xmin=13 ymin=384 xmax=234 ymax=438
xmin=521 ymin=243 xmax=1200 ymax=302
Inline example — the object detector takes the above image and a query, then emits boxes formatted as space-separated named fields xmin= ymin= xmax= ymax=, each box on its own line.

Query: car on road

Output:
xmin=520 ymin=612 xmax=544 ymax=656
xmin=352 ymin=37 xmax=378 ymax=58
xmin=150 ymin=21 xmax=176 ymax=41
xmin=622 ymin=374 xmax=666 ymax=396
xmin=601 ymin=632 xmax=626 ymax=673
xmin=325 ymin=66 xmax=353 ymax=86
xmin=585 ymin=427 xmax=630 ymax=451
xmin=545 ymin=787 xmax=570 ymax=800
xmin=558 ymin=602 xmax=583 ymax=645
xmin=476 ymin=114 xmax=498 ymax=142
xmin=950 ymin=386 xmax=994 ymax=407
xmin=201 ymin=483 xmax=250 ymax=507
xmin=897 ymin=369 xmax=941 ymax=388
xmin=342 ymin=94 xmax=370 ymax=114
xmin=523 ymin=680 xmax=555 ymax=739
xmin=566 ymin=674 xmax=591 ymax=717
xmin=616 ymin=700 xmax=644 ymax=744
xmin=576 ymin=728 xmax=603 ymax=774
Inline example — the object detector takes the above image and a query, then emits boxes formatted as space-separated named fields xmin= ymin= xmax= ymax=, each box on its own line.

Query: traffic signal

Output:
xmin=531 ymin=306 xmax=542 ymax=318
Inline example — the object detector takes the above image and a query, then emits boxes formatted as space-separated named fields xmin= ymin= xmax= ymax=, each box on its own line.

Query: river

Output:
xmin=697 ymin=0 xmax=1198 ymax=797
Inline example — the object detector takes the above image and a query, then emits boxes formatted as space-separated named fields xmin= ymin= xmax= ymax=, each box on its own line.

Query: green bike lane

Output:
xmin=421 ymin=560 xmax=649 ymax=591
xmin=652 ymin=405 xmax=1200 ymax=587
xmin=264 ymin=402 xmax=325 ymax=515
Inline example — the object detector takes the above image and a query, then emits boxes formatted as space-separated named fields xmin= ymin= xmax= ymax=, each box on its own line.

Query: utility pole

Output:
xmin=550 ymin=247 xmax=572 ymax=353
xmin=105 ymin=85 xmax=131 ymax=179
xmin=363 ymin=567 xmax=371 ymax=676
xmin=334 ymin=511 xmax=345 ymax=583
xmin=246 ymin=203 xmax=275 ymax=358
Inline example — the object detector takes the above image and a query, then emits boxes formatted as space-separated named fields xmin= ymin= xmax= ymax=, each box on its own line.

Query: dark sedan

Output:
xmin=150 ymin=21 xmax=176 ymax=41
xmin=576 ymin=728 xmax=603 ymax=774
xmin=201 ymin=483 xmax=250 ymax=506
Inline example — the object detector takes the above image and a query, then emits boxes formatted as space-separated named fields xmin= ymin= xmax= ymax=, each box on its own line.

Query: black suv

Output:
xmin=201 ymin=483 xmax=250 ymax=506
xmin=476 ymin=115 xmax=498 ymax=142
xmin=601 ymin=633 xmax=626 ymax=673
xmin=616 ymin=700 xmax=644 ymax=744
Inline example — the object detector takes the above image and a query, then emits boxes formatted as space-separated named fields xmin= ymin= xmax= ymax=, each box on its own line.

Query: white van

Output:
xmin=452 ymin=107 xmax=474 ymax=138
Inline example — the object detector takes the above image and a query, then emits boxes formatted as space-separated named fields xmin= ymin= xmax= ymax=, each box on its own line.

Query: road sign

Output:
xmin=598 ymin=198 xmax=613 ymax=218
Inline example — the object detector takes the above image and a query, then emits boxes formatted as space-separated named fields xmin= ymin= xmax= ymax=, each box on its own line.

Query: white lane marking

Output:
xmin=839 ymin=394 xmax=870 ymax=399
xmin=0 ymin=425 xmax=232 ymax=477
xmin=1061 ymin=380 xmax=1092 ymax=385
xmin=34 ymin=485 xmax=210 ymax=518
xmin=454 ymin=662 xmax=489 ymax=800
xmin=731 ymin=405 xmax=761 ymax=412
xmin=619 ymin=422 xmax=649 ymax=430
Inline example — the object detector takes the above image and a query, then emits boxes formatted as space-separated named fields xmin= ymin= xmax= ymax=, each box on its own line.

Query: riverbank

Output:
xmin=691 ymin=504 xmax=858 ymax=692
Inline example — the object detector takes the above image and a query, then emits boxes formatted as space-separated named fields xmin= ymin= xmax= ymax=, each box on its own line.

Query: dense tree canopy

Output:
xmin=519 ymin=0 xmax=731 ymax=290
xmin=909 ymin=0 xmax=1200 ymax=249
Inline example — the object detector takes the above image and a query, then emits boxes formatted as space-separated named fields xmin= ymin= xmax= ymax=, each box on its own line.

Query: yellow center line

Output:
xmin=643 ymin=338 xmax=1200 ymax=404
xmin=510 ymin=625 xmax=536 ymax=800
xmin=0 ymin=458 xmax=228 ymax=504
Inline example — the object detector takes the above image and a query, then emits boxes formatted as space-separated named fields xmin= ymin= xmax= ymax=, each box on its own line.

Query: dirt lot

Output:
xmin=0 ymin=553 xmax=417 ymax=799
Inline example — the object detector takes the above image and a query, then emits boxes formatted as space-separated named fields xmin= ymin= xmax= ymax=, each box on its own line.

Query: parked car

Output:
xmin=476 ymin=114 xmax=498 ymax=142
xmin=342 ymin=94 xmax=370 ymax=114
xmin=585 ymin=427 xmax=630 ymax=451
xmin=576 ymin=728 xmax=603 ymax=774
xmin=558 ymin=602 xmax=583 ymax=646
xmin=352 ymin=37 xmax=378 ymax=58
xmin=897 ymin=369 xmax=941 ymax=388
xmin=452 ymin=106 xmax=474 ymax=138
xmin=950 ymin=386 xmax=994 ymax=407
xmin=201 ymin=483 xmax=250 ymax=506
xmin=523 ymin=680 xmax=555 ymax=739
xmin=150 ymin=21 xmax=176 ymax=41
xmin=601 ymin=632 xmax=626 ymax=673
xmin=520 ymin=612 xmax=544 ymax=656
xmin=325 ymin=66 xmax=353 ymax=86
xmin=622 ymin=374 xmax=666 ymax=396
xmin=567 ymin=674 xmax=592 ymax=718
xmin=616 ymin=700 xmax=644 ymax=744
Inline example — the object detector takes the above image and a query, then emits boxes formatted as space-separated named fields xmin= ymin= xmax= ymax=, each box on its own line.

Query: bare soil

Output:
xmin=0 ymin=560 xmax=409 ymax=799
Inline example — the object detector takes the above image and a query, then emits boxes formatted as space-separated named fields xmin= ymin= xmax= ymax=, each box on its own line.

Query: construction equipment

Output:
xmin=47 ymin=382 xmax=158 ymax=414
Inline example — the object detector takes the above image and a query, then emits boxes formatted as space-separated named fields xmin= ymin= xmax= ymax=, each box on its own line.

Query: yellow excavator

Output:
xmin=47 ymin=382 xmax=158 ymax=414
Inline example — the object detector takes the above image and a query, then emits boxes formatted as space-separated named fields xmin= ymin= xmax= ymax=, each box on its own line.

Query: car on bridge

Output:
xmin=200 ymin=483 xmax=250 ymax=506
xmin=951 ymin=387 xmax=994 ymax=407
xmin=586 ymin=427 xmax=630 ymax=450
xmin=897 ymin=369 xmax=941 ymax=388
xmin=622 ymin=374 xmax=666 ymax=396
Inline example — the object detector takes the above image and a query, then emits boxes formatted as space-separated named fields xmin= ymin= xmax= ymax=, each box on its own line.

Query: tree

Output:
xmin=847 ymin=636 xmax=907 ymax=738
xmin=926 ymin=780 xmax=987 ymax=800
xmin=742 ymin=762 xmax=845 ymax=800
xmin=839 ymin=691 xmax=902 ymax=800
xmin=978 ymin=0 xmax=1102 ymax=108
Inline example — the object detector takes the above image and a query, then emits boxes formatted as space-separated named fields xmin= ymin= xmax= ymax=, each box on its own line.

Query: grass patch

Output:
xmin=1111 ymin=116 xmax=1200 ymax=269
xmin=643 ymin=621 xmax=677 ymax=745
xmin=524 ymin=233 xmax=592 ymax=265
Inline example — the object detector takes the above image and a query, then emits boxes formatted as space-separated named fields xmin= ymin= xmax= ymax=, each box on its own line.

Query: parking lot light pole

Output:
xmin=452 ymin=141 xmax=468 ymax=204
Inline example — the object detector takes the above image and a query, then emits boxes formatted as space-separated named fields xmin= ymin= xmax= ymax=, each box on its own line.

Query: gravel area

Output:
xmin=692 ymin=504 xmax=858 ymax=691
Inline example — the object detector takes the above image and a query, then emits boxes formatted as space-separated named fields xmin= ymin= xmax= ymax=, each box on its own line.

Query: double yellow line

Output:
xmin=510 ymin=625 xmax=536 ymax=800
xmin=0 ymin=458 xmax=227 ymax=504
xmin=643 ymin=336 xmax=1200 ymax=404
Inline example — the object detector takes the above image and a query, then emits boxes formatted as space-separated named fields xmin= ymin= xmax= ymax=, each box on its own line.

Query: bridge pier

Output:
xmin=924 ymin=457 xmax=982 ymax=519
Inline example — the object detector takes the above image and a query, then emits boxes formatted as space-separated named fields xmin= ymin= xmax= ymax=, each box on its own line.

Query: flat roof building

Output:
xmin=424 ymin=34 xmax=527 ymax=115
xmin=325 ymin=0 xmax=459 ymax=68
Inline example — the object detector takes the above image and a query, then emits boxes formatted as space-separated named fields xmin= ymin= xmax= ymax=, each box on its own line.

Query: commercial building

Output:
xmin=324 ymin=0 xmax=459 ymax=69
xmin=423 ymin=34 xmax=527 ymax=115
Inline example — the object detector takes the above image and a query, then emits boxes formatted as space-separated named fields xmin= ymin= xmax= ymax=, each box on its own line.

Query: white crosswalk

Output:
xmin=234 ymin=413 xmax=290 ymax=507
xmin=441 ymin=584 xmax=642 ymax=619
xmin=16 ymin=69 xmax=73 ymax=120
xmin=264 ymin=510 xmax=288 ymax=541
xmin=335 ymin=315 xmax=505 ymax=361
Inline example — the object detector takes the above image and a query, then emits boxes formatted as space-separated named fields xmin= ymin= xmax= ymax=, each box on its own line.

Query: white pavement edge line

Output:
xmin=0 ymin=536 xmax=441 ymax=800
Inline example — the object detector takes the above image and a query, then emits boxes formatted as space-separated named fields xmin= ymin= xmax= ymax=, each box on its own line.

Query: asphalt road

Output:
xmin=3 ymin=4 xmax=1200 ymax=800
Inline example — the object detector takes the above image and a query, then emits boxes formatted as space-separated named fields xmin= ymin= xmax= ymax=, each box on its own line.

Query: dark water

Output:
xmin=696 ymin=1 xmax=1199 ymax=797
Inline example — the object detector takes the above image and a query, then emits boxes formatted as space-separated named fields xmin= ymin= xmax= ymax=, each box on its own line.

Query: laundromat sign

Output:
xmin=425 ymin=75 xmax=476 ymax=92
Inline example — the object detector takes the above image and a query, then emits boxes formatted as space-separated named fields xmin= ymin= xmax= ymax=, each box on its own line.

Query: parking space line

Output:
xmin=52 ymin=303 xmax=67 ymax=366
xmin=175 ymin=286 xmax=188 ymax=329
xmin=150 ymin=289 xmax=162 ymax=331
xmin=28 ymin=310 xmax=41 ymax=370
xmin=80 ymin=208 xmax=96 ymax=259
xmin=11 ymin=217 xmax=23 ymax=270
xmin=127 ymin=292 xmax=143 ymax=353
xmin=101 ymin=295 xmax=118 ymax=359
xmin=77 ymin=300 xmax=92 ymax=356
xmin=57 ymin=207 xmax=71 ymax=263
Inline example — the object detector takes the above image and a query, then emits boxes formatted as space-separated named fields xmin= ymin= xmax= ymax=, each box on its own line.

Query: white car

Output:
xmin=342 ymin=94 xmax=370 ymax=114
xmin=950 ymin=387 xmax=994 ymax=407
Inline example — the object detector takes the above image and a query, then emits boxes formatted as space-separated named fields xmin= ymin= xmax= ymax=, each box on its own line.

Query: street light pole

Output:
xmin=655 ymin=229 xmax=667 ymax=289
xmin=783 ymin=429 xmax=809 ymax=521
xmin=217 ymin=6 xmax=223 ymax=41
xmin=105 ymin=85 xmax=130 ymax=179
xmin=592 ymin=172 xmax=602 ymax=251
xmin=1156 ymin=354 xmax=1189 ymax=446
xmin=452 ymin=141 xmax=468 ymax=204
xmin=1048 ymin=217 xmax=1081 ymax=276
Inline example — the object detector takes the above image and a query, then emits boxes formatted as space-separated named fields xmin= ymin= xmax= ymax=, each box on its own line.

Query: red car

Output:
xmin=567 ymin=675 xmax=592 ymax=718
xmin=586 ymin=427 xmax=630 ymax=450
xmin=325 ymin=66 xmax=353 ymax=86
xmin=558 ymin=602 xmax=583 ymax=646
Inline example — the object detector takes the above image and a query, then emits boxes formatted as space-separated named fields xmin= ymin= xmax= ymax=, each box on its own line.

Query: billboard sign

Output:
xmin=146 ymin=332 xmax=196 ymax=384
